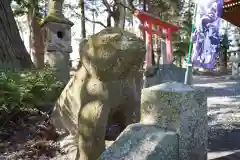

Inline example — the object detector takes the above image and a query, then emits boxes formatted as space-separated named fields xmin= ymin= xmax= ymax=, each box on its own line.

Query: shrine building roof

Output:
xmin=223 ymin=0 xmax=240 ymax=26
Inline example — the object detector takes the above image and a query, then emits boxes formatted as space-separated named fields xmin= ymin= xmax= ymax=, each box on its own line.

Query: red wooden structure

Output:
xmin=223 ymin=0 xmax=240 ymax=27
xmin=133 ymin=10 xmax=179 ymax=68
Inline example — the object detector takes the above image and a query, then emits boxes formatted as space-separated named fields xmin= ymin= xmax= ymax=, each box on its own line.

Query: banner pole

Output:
xmin=184 ymin=4 xmax=198 ymax=85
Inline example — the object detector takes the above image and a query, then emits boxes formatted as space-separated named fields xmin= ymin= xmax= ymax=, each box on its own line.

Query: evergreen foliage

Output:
xmin=0 ymin=67 xmax=64 ymax=114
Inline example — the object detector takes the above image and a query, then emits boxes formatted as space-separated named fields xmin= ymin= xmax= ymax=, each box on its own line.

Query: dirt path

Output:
xmin=0 ymin=109 xmax=63 ymax=160
xmin=193 ymin=75 xmax=240 ymax=160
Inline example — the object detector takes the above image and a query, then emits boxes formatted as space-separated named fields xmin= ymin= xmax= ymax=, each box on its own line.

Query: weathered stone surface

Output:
xmin=51 ymin=28 xmax=145 ymax=160
xmin=141 ymin=82 xmax=207 ymax=160
xmin=43 ymin=21 xmax=73 ymax=83
xmin=42 ymin=0 xmax=73 ymax=83
xmin=144 ymin=64 xmax=186 ymax=88
xmin=100 ymin=123 xmax=178 ymax=160
xmin=79 ymin=27 xmax=145 ymax=81
xmin=42 ymin=0 xmax=74 ymax=26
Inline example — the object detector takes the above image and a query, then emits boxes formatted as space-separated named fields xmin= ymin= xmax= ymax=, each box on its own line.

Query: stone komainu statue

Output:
xmin=51 ymin=27 xmax=146 ymax=160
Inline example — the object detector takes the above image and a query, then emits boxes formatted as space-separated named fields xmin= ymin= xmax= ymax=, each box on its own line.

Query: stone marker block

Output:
xmin=100 ymin=123 xmax=178 ymax=160
xmin=141 ymin=82 xmax=207 ymax=160
xmin=144 ymin=64 xmax=186 ymax=88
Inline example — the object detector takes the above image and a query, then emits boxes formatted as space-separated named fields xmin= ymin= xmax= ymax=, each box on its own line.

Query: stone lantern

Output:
xmin=41 ymin=0 xmax=74 ymax=83
xmin=229 ymin=52 xmax=240 ymax=79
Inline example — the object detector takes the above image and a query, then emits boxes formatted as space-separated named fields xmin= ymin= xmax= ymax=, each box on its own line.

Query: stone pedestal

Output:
xmin=227 ymin=53 xmax=240 ymax=80
xmin=141 ymin=82 xmax=207 ymax=160
xmin=231 ymin=53 xmax=240 ymax=74
xmin=144 ymin=64 xmax=186 ymax=88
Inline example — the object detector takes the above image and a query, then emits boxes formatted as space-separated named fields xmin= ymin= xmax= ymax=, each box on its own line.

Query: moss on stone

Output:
xmin=80 ymin=27 xmax=145 ymax=81
xmin=41 ymin=12 xmax=74 ymax=26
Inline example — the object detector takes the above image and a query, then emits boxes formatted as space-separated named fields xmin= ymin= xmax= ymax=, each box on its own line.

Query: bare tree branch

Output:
xmin=101 ymin=0 xmax=115 ymax=27
xmin=115 ymin=1 xmax=135 ymax=13
xmin=65 ymin=4 xmax=107 ymax=28
xmin=102 ymin=0 xmax=113 ymax=13
xmin=85 ymin=16 xmax=107 ymax=28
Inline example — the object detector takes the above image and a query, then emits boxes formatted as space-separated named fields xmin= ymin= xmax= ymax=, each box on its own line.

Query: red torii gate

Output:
xmin=133 ymin=10 xmax=179 ymax=69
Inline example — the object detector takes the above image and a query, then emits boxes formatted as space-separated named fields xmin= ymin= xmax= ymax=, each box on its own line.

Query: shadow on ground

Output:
xmin=193 ymin=74 xmax=240 ymax=159
xmin=208 ymin=109 xmax=240 ymax=160
xmin=207 ymin=101 xmax=240 ymax=159
xmin=208 ymin=128 xmax=240 ymax=151
xmin=193 ymin=81 xmax=240 ymax=98
xmin=209 ymin=151 xmax=240 ymax=160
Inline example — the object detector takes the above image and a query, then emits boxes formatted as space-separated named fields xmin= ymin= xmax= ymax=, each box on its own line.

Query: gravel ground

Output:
xmin=193 ymin=75 xmax=240 ymax=160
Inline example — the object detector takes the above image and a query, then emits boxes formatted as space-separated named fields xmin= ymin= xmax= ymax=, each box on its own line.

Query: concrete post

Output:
xmin=141 ymin=82 xmax=208 ymax=160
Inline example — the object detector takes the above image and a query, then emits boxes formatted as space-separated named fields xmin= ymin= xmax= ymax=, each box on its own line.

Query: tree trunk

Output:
xmin=107 ymin=13 xmax=111 ymax=27
xmin=92 ymin=12 xmax=95 ymax=34
xmin=118 ymin=0 xmax=126 ymax=29
xmin=113 ymin=0 xmax=126 ymax=29
xmin=79 ymin=0 xmax=86 ymax=38
xmin=143 ymin=0 xmax=147 ymax=11
xmin=91 ymin=0 xmax=96 ymax=34
xmin=28 ymin=7 xmax=45 ymax=69
xmin=179 ymin=56 xmax=182 ymax=67
xmin=92 ymin=11 xmax=95 ymax=34
xmin=142 ymin=0 xmax=146 ymax=43
xmin=0 ymin=0 xmax=33 ymax=68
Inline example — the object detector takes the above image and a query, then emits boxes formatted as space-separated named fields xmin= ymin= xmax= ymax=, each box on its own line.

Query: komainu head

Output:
xmin=79 ymin=27 xmax=146 ymax=81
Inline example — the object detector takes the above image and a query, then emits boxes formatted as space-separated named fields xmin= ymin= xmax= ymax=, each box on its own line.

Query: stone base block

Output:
xmin=100 ymin=123 xmax=178 ymax=160
xmin=144 ymin=64 xmax=186 ymax=88
xmin=45 ymin=51 xmax=70 ymax=83
xmin=141 ymin=82 xmax=208 ymax=160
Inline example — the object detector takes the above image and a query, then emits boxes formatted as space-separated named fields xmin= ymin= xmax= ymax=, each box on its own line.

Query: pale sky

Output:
xmin=15 ymin=0 xmax=141 ymax=62
xmin=14 ymin=0 xmax=231 ymax=66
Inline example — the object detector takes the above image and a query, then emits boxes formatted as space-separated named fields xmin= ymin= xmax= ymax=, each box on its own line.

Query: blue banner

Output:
xmin=191 ymin=0 xmax=224 ymax=69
